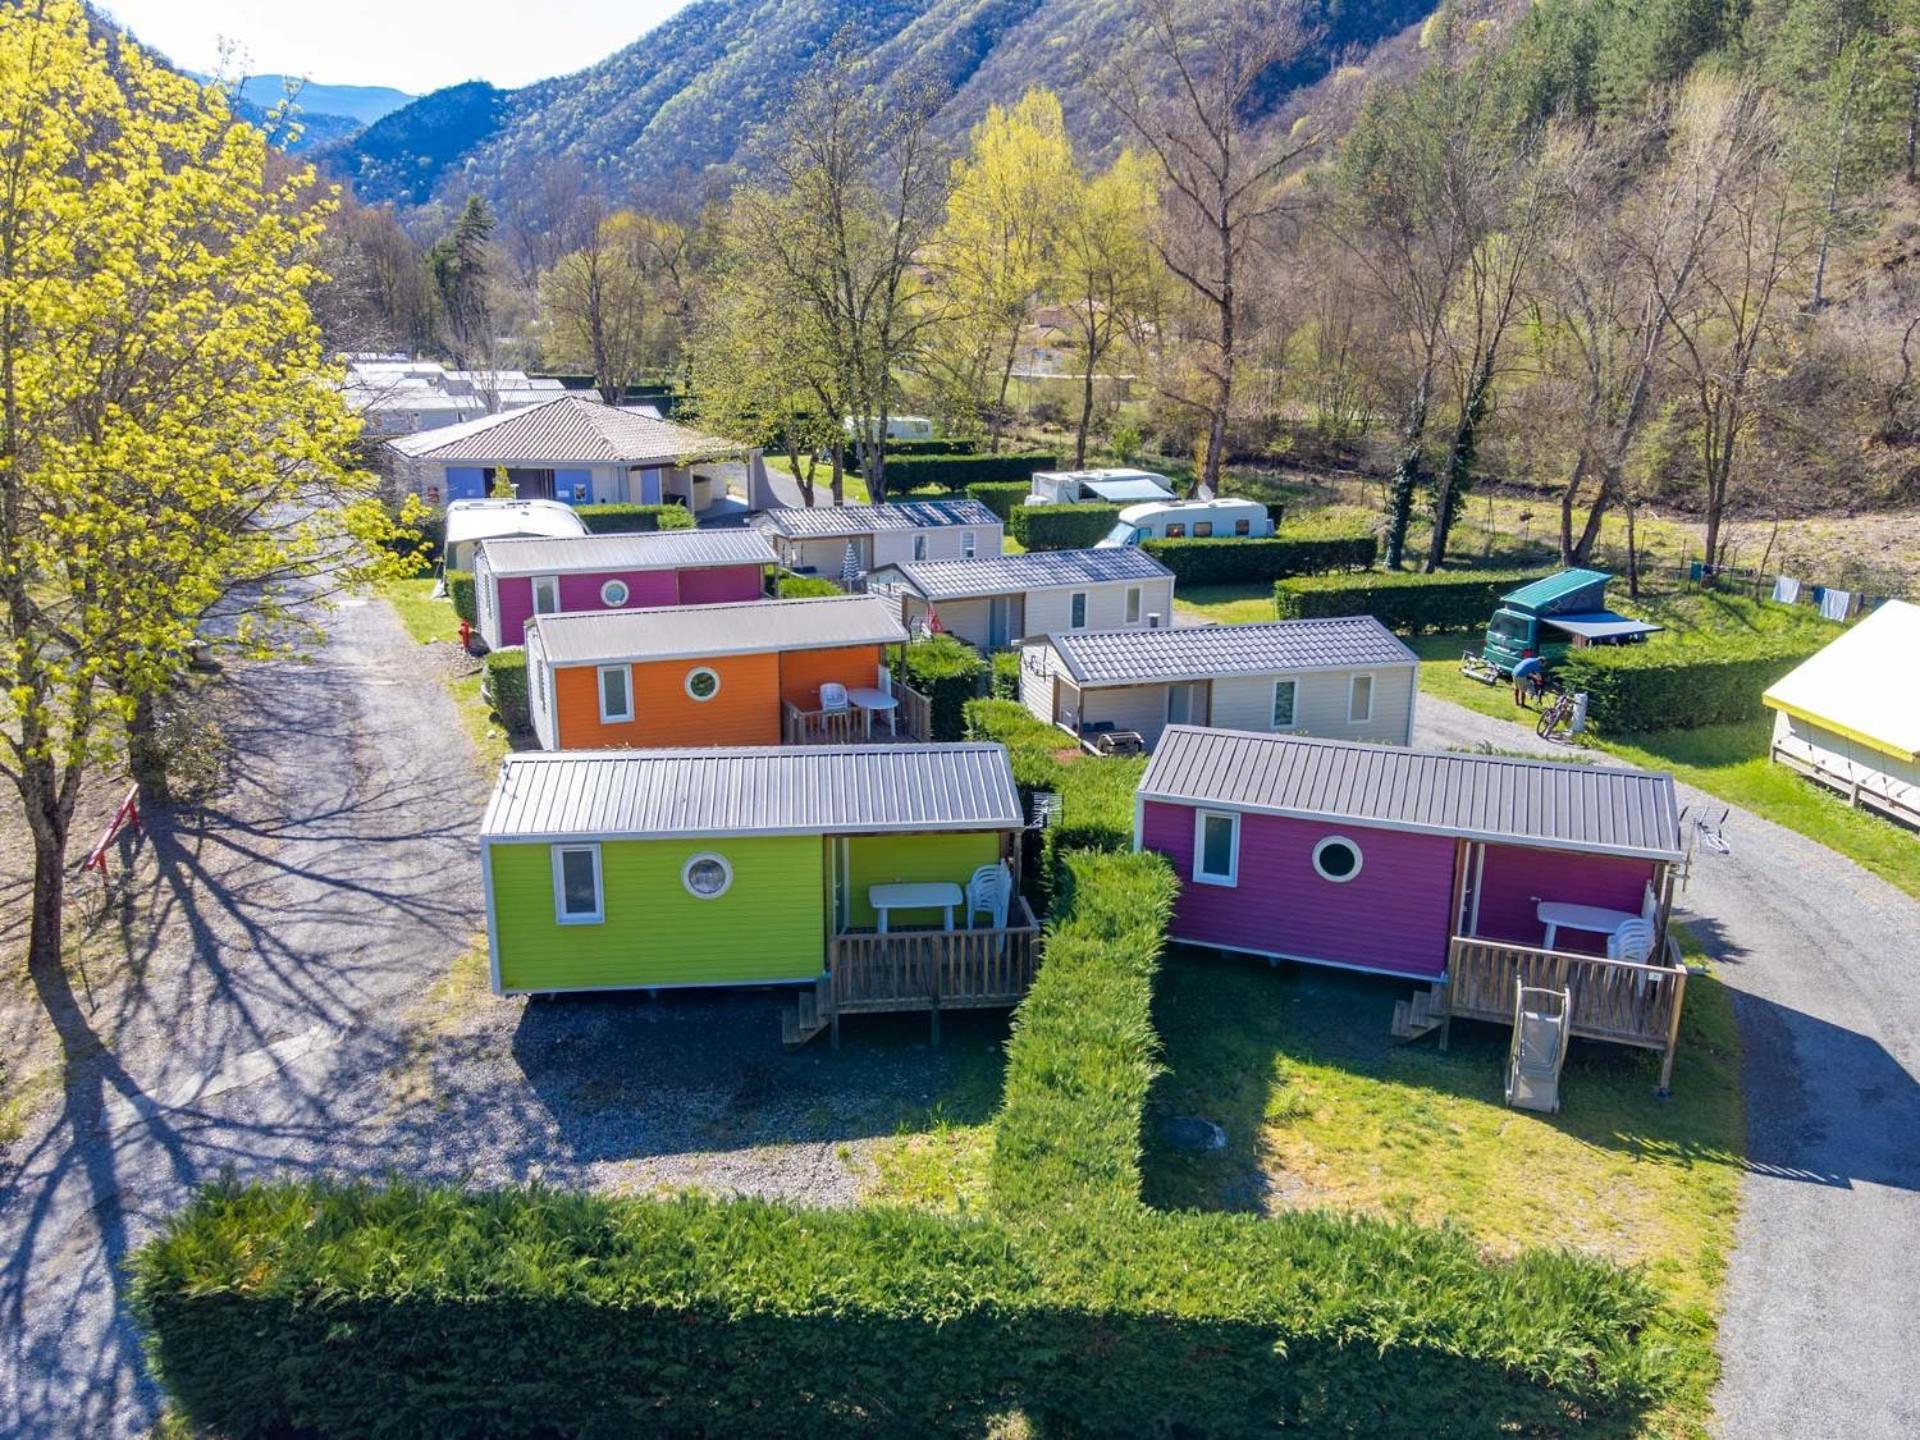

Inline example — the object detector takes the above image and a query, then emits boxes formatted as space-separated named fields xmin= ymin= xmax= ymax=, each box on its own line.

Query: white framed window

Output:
xmin=1194 ymin=521 xmax=1214 ymax=538
xmin=598 ymin=665 xmax=632 ymax=723
xmin=913 ymin=533 xmax=929 ymax=561
xmin=681 ymin=851 xmax=733 ymax=899
xmin=1272 ymin=678 xmax=1298 ymax=729
xmin=1125 ymin=586 xmax=1143 ymax=624
xmin=1312 ymin=835 xmax=1364 ymax=883
xmin=1348 ymin=673 xmax=1374 ymax=724
xmin=600 ymin=578 xmax=630 ymax=607
xmin=552 ymin=844 xmax=604 ymax=924
xmin=532 ymin=574 xmax=560 ymax=616
xmin=1069 ymin=591 xmax=1089 ymax=629
xmin=685 ymin=666 xmax=721 ymax=701
xmin=962 ymin=530 xmax=978 ymax=559
xmin=1193 ymin=809 xmax=1239 ymax=886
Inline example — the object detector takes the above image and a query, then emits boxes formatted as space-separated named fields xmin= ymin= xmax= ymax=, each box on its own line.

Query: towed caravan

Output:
xmin=1097 ymin=497 xmax=1275 ymax=547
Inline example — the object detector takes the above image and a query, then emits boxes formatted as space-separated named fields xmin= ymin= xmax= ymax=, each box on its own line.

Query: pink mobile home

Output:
xmin=1136 ymin=727 xmax=1693 ymax=1087
xmin=472 ymin=529 xmax=777 ymax=651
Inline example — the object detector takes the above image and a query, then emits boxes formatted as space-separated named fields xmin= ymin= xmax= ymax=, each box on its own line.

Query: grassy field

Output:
xmin=1141 ymin=938 xmax=1743 ymax=1435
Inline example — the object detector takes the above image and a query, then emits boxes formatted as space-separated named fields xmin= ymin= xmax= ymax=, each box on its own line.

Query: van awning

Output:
xmin=1083 ymin=477 xmax=1176 ymax=502
xmin=1542 ymin=611 xmax=1663 ymax=641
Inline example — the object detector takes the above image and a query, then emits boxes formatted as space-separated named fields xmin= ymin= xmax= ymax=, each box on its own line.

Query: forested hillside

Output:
xmin=322 ymin=0 xmax=1434 ymax=211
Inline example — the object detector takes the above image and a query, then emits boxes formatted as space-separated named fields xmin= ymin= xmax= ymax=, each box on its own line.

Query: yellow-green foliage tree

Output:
xmin=1059 ymin=149 xmax=1162 ymax=466
xmin=0 ymin=0 xmax=411 ymax=982
xmin=538 ymin=208 xmax=687 ymax=403
xmin=933 ymin=88 xmax=1076 ymax=447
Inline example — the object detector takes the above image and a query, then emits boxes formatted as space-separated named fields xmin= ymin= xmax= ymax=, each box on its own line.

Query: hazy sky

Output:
xmin=98 ymin=1 xmax=690 ymax=94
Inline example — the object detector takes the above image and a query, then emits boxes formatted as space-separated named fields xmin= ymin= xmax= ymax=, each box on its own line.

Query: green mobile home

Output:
xmin=480 ymin=744 xmax=1033 ymax=1018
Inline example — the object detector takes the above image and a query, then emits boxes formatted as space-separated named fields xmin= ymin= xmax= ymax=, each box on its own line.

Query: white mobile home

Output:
xmin=751 ymin=500 xmax=1003 ymax=577
xmin=1025 ymin=468 xmax=1176 ymax=505
xmin=1762 ymin=599 xmax=1920 ymax=825
xmin=1020 ymin=616 xmax=1419 ymax=752
xmin=1097 ymin=498 xmax=1275 ymax=546
xmin=871 ymin=548 xmax=1175 ymax=650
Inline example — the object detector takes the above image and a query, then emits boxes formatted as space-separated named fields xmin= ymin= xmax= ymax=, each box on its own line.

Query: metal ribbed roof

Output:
xmin=1501 ymin=569 xmax=1608 ymax=609
xmin=387 ymin=395 xmax=744 ymax=465
xmin=529 ymin=594 xmax=906 ymax=665
xmin=751 ymin=499 xmax=1000 ymax=537
xmin=883 ymin=546 xmax=1171 ymax=600
xmin=1046 ymin=617 xmax=1416 ymax=685
xmin=1139 ymin=728 xmax=1683 ymax=861
xmin=481 ymin=743 xmax=1022 ymax=840
xmin=479 ymin=529 xmax=776 ymax=577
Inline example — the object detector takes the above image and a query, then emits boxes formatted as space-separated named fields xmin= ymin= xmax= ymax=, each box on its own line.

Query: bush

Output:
xmin=1142 ymin=534 xmax=1377 ymax=586
xmin=965 ymin=481 xmax=1033 ymax=523
xmin=990 ymin=648 xmax=1021 ymax=699
xmin=883 ymin=451 xmax=1059 ymax=492
xmin=445 ymin=569 xmax=477 ymax=624
xmin=1010 ymin=503 xmax=1125 ymax=551
xmin=887 ymin=437 xmax=977 ymax=458
xmin=384 ymin=503 xmax=445 ymax=564
xmin=575 ymin=503 xmax=695 ymax=533
xmin=991 ymin=849 xmax=1178 ymax=1220
xmin=1274 ymin=568 xmax=1545 ymax=635
xmin=483 ymin=648 xmax=529 ymax=733
xmin=1557 ymin=641 xmax=1823 ymax=733
xmin=896 ymin=634 xmax=986 ymax=741
xmin=777 ymin=570 xmax=844 ymax=599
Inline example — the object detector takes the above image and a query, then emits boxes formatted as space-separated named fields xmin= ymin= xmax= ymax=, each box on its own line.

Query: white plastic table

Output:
xmin=1537 ymin=900 xmax=1642 ymax=952
xmin=849 ymin=687 xmax=899 ymax=737
xmin=870 ymin=882 xmax=962 ymax=933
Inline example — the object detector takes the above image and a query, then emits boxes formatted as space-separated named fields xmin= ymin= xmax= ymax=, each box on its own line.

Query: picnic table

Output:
xmin=1536 ymin=900 xmax=1643 ymax=952
xmin=870 ymin=882 xmax=963 ymax=933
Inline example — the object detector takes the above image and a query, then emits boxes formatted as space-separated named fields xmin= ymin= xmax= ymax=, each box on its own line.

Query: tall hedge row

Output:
xmin=482 ymin=648 xmax=530 ymax=733
xmin=963 ymin=481 xmax=1032 ymax=522
xmin=1010 ymin=502 xmax=1125 ymax=550
xmin=444 ymin=569 xmax=477 ymax=624
xmin=896 ymin=633 xmax=987 ymax=740
xmin=575 ymin=503 xmax=695 ymax=533
xmin=1142 ymin=534 xmax=1377 ymax=585
xmin=1274 ymin=568 xmax=1545 ymax=634
xmin=1557 ymin=641 xmax=1824 ymax=732
xmin=881 ymin=451 xmax=1057 ymax=491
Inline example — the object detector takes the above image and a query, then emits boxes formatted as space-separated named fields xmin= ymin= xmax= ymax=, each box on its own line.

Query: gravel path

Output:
xmin=1413 ymin=693 xmax=1920 ymax=1439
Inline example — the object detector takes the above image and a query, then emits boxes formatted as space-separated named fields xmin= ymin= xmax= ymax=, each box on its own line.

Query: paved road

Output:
xmin=0 ymin=596 xmax=488 ymax=1439
xmin=1414 ymin=694 xmax=1920 ymax=1439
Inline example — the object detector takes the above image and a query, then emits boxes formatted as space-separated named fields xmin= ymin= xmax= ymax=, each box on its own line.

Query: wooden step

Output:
xmin=1390 ymin=983 xmax=1449 ymax=1042
xmin=781 ymin=978 xmax=835 ymax=1050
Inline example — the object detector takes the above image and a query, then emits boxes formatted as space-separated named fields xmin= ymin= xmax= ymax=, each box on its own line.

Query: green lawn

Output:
xmin=1173 ymin=582 xmax=1276 ymax=624
xmin=761 ymin=451 xmax=872 ymax=505
xmin=1142 ymin=937 xmax=1744 ymax=1437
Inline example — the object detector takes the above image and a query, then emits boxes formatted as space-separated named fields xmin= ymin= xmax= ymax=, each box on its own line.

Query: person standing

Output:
xmin=1512 ymin=654 xmax=1545 ymax=707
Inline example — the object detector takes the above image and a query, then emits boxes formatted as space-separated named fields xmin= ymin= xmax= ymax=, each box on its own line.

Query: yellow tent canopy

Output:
xmin=1762 ymin=600 xmax=1920 ymax=762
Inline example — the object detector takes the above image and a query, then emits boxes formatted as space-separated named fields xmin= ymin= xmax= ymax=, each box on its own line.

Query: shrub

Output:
xmin=777 ymin=570 xmax=843 ymax=599
xmin=965 ymin=481 xmax=1033 ymax=523
xmin=575 ymin=503 xmax=695 ymax=533
xmin=990 ymin=648 xmax=1021 ymax=699
xmin=897 ymin=633 xmax=987 ymax=740
xmin=384 ymin=503 xmax=444 ymax=564
xmin=1010 ymin=503 xmax=1124 ymax=551
xmin=883 ymin=451 xmax=1059 ymax=492
xmin=991 ymin=849 xmax=1178 ymax=1220
xmin=888 ymin=437 xmax=978 ymax=458
xmin=445 ymin=569 xmax=477 ymax=624
xmin=1557 ymin=641 xmax=1824 ymax=732
xmin=1142 ymin=534 xmax=1376 ymax=586
xmin=483 ymin=648 xmax=529 ymax=733
xmin=1274 ymin=568 xmax=1545 ymax=635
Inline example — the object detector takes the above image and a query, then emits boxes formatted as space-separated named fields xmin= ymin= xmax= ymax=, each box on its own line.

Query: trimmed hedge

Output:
xmin=1142 ymin=533 xmax=1377 ymax=586
xmin=1274 ymin=568 xmax=1545 ymax=635
xmin=576 ymin=503 xmax=695 ymax=533
xmin=964 ymin=481 xmax=1032 ymax=523
xmin=897 ymin=634 xmax=986 ymax=741
xmin=1010 ymin=502 xmax=1125 ymax=551
xmin=482 ymin=648 xmax=529 ymax=733
xmin=1557 ymin=641 xmax=1824 ymax=733
xmin=991 ymin=849 xmax=1177 ymax=1220
xmin=444 ymin=569 xmax=477 ymax=625
xmin=777 ymin=570 xmax=843 ymax=599
xmin=990 ymin=647 xmax=1021 ymax=699
xmin=883 ymin=451 xmax=1058 ymax=492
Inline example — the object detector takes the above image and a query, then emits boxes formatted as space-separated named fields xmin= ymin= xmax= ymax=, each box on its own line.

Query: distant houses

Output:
xmin=343 ymin=356 xmax=569 ymax=436
xmin=751 ymin=499 xmax=1002 ymax=576
xmin=1019 ymin=616 xmax=1418 ymax=752
xmin=870 ymin=547 xmax=1174 ymax=648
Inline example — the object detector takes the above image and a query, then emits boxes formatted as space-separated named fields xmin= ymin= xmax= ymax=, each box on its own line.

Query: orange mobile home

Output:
xmin=524 ymin=596 xmax=910 ymax=751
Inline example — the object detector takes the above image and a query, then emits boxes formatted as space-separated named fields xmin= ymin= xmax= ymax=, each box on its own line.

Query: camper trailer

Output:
xmin=1025 ymin=468 xmax=1177 ymax=506
xmin=1097 ymin=498 xmax=1275 ymax=547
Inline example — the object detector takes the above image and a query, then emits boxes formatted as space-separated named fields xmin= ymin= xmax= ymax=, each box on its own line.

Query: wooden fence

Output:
xmin=828 ymin=896 xmax=1041 ymax=1019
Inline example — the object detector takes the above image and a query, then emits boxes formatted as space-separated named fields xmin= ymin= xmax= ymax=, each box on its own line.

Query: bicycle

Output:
xmin=1536 ymin=691 xmax=1576 ymax=740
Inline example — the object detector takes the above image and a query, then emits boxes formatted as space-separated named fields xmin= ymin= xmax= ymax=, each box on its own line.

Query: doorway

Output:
xmin=1166 ymin=682 xmax=1210 ymax=727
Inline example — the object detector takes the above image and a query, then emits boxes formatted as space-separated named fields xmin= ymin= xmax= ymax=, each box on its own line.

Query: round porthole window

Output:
xmin=1312 ymin=835 xmax=1363 ymax=883
xmin=685 ymin=666 xmax=721 ymax=701
xmin=682 ymin=853 xmax=732 ymax=899
xmin=601 ymin=579 xmax=630 ymax=607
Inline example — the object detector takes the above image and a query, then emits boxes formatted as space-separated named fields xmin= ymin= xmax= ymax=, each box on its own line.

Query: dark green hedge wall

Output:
xmin=1142 ymin=534 xmax=1377 ymax=586
xmin=444 ymin=569 xmax=477 ymax=624
xmin=576 ymin=503 xmax=695 ymax=533
xmin=1010 ymin=503 xmax=1125 ymax=551
xmin=964 ymin=481 xmax=1033 ymax=523
xmin=883 ymin=452 xmax=1057 ymax=491
xmin=897 ymin=634 xmax=986 ymax=740
xmin=1557 ymin=643 xmax=1824 ymax=732
xmin=1273 ymin=569 xmax=1545 ymax=634
xmin=483 ymin=648 xmax=529 ymax=733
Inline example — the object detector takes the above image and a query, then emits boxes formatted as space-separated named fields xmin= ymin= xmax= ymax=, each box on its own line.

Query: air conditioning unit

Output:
xmin=1147 ymin=612 xmax=1163 ymax=628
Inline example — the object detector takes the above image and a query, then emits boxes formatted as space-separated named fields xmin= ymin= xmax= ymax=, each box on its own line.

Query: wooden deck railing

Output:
xmin=828 ymin=896 xmax=1041 ymax=1021
xmin=1446 ymin=934 xmax=1688 ymax=1091
xmin=893 ymin=681 xmax=932 ymax=742
xmin=782 ymin=680 xmax=933 ymax=745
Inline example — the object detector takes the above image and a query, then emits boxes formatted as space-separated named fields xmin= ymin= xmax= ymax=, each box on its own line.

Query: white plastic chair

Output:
xmin=1607 ymin=918 xmax=1656 ymax=964
xmin=819 ymin=682 xmax=850 ymax=714
xmin=965 ymin=862 xmax=1011 ymax=931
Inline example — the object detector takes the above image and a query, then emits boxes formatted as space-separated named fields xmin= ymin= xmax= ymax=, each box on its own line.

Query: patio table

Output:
xmin=870 ymin=882 xmax=963 ymax=934
xmin=849 ymin=686 xmax=899 ymax=737
xmin=1537 ymin=900 xmax=1644 ymax=952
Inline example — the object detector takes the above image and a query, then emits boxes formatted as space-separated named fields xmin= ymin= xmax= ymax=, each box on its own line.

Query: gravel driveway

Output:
xmin=1414 ymin=693 xmax=1920 ymax=1439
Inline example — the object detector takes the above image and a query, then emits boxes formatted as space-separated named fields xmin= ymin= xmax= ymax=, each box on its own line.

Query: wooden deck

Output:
xmin=782 ymin=680 xmax=932 ymax=745
xmin=786 ymin=897 xmax=1042 ymax=1047
xmin=1444 ymin=934 xmax=1689 ymax=1092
